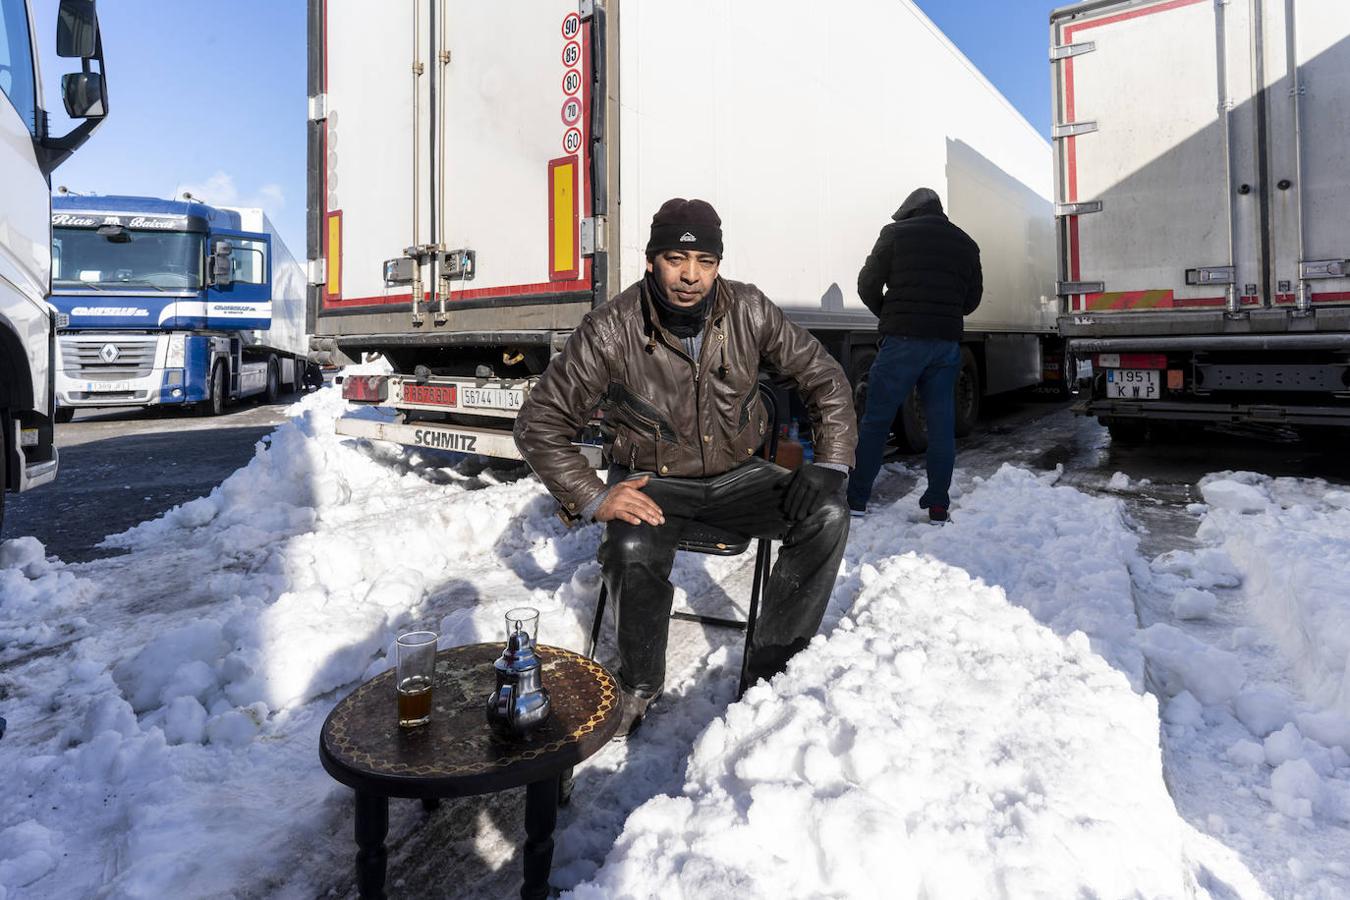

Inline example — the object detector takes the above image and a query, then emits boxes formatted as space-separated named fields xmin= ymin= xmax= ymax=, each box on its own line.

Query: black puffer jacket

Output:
xmin=857 ymin=189 xmax=983 ymax=342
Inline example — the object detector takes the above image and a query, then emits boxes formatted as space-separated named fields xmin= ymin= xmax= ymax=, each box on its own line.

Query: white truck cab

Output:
xmin=0 ymin=0 xmax=109 ymax=530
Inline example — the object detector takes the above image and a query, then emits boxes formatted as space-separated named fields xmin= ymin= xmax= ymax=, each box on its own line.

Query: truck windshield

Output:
xmin=52 ymin=228 xmax=205 ymax=291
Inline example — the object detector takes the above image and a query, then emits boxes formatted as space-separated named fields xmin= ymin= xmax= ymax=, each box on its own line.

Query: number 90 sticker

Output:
xmin=563 ymin=127 xmax=583 ymax=154
xmin=562 ymin=69 xmax=582 ymax=96
xmin=561 ymin=97 xmax=582 ymax=126
xmin=561 ymin=12 xmax=581 ymax=39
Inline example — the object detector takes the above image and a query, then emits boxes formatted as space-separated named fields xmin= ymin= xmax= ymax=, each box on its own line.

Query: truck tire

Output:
xmin=264 ymin=357 xmax=280 ymax=404
xmin=953 ymin=346 xmax=981 ymax=438
xmin=198 ymin=361 xmax=227 ymax=417
xmin=0 ymin=420 xmax=7 ymax=535
xmin=55 ymin=406 xmax=75 ymax=424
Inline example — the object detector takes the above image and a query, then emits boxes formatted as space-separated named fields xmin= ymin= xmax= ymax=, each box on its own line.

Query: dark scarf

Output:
xmin=645 ymin=271 xmax=712 ymax=338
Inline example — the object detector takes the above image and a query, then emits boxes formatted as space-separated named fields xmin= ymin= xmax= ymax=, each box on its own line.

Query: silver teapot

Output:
xmin=485 ymin=611 xmax=551 ymax=738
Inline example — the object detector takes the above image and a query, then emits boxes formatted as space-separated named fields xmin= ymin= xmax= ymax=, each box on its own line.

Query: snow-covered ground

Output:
xmin=2 ymin=388 xmax=1348 ymax=898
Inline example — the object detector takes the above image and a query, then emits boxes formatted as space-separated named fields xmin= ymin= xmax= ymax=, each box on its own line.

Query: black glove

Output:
xmin=782 ymin=464 xmax=848 ymax=521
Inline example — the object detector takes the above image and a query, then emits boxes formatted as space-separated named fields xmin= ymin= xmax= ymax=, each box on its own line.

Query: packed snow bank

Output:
xmin=1197 ymin=472 xmax=1350 ymax=740
xmin=569 ymin=551 xmax=1199 ymax=899
xmin=569 ymin=465 xmax=1263 ymax=898
xmin=0 ymin=386 xmax=600 ymax=898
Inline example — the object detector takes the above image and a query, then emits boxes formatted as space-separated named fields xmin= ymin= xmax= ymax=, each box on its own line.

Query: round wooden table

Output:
xmin=320 ymin=643 xmax=621 ymax=899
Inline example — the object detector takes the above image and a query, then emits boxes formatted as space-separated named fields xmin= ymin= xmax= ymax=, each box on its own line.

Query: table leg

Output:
xmin=521 ymin=775 xmax=561 ymax=900
xmin=354 ymin=791 xmax=389 ymax=900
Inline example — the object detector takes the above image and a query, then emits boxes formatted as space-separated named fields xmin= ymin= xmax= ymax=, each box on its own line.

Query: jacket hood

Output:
xmin=893 ymin=187 xmax=944 ymax=221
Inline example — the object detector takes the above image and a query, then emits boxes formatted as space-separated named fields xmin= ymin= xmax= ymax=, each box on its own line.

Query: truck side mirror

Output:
xmin=57 ymin=0 xmax=99 ymax=58
xmin=62 ymin=72 xmax=106 ymax=119
xmin=210 ymin=241 xmax=234 ymax=287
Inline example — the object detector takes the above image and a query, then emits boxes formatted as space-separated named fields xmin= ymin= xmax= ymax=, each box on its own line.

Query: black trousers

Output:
xmin=597 ymin=458 xmax=850 ymax=695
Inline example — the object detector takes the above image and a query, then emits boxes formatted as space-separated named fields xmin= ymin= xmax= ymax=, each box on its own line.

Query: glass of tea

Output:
xmin=396 ymin=631 xmax=437 ymax=727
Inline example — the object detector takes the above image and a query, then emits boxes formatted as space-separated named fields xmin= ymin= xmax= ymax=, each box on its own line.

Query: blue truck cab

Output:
xmin=50 ymin=195 xmax=310 ymax=417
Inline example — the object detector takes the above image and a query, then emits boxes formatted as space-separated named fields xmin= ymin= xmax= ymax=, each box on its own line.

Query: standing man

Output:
xmin=847 ymin=188 xmax=982 ymax=522
xmin=515 ymin=198 xmax=856 ymax=731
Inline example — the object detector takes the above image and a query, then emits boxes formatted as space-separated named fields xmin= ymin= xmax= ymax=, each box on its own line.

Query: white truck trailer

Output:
xmin=1052 ymin=0 xmax=1350 ymax=438
xmin=308 ymin=0 xmax=1059 ymax=459
xmin=1 ymin=0 xmax=109 ymax=531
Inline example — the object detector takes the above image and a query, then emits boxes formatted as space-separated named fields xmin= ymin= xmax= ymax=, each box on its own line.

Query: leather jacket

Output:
xmin=515 ymin=277 xmax=857 ymax=518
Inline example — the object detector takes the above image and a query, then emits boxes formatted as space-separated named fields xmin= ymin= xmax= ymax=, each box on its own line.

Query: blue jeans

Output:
xmin=847 ymin=336 xmax=961 ymax=511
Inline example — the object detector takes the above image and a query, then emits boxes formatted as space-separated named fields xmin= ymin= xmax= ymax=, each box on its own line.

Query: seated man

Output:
xmin=514 ymin=198 xmax=857 ymax=733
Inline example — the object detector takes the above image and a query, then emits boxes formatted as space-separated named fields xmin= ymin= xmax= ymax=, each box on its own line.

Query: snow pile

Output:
xmin=569 ymin=551 xmax=1199 ymax=899
xmin=0 ymin=537 xmax=97 ymax=653
xmin=848 ymin=464 xmax=1145 ymax=685
xmin=0 ymin=385 xmax=601 ymax=897
xmin=1196 ymin=473 xmax=1350 ymax=741
xmin=568 ymin=464 xmax=1268 ymax=897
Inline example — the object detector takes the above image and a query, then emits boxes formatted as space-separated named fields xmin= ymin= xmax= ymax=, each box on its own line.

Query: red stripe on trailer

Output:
xmin=322 ymin=260 xmax=595 ymax=308
xmin=1312 ymin=292 xmax=1350 ymax=303
xmin=1060 ymin=0 xmax=1211 ymax=291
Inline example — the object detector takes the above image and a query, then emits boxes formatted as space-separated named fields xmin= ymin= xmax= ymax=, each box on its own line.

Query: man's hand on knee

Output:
xmin=783 ymin=464 xmax=848 ymax=520
xmin=595 ymin=475 xmax=666 ymax=526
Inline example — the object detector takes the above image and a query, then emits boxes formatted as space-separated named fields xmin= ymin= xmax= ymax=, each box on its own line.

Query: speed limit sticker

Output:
xmin=561 ymin=12 xmax=581 ymax=39
xmin=562 ymin=69 xmax=582 ymax=96
xmin=563 ymin=127 xmax=583 ymax=154
xmin=561 ymin=97 xmax=582 ymax=126
xmin=562 ymin=40 xmax=581 ymax=68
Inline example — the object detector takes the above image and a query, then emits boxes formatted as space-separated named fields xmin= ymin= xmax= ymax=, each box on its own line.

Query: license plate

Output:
xmin=460 ymin=387 xmax=524 ymax=411
xmin=86 ymin=381 xmax=134 ymax=393
xmin=1106 ymin=369 xmax=1160 ymax=400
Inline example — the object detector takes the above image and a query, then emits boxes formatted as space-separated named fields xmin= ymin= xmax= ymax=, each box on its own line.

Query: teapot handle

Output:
xmin=496 ymin=683 xmax=516 ymax=728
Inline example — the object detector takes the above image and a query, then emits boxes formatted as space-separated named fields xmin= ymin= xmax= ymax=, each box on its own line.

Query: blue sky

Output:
xmin=34 ymin=1 xmax=1051 ymax=256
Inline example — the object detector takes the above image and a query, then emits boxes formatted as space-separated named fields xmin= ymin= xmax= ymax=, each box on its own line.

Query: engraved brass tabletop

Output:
xmin=319 ymin=643 xmax=621 ymax=899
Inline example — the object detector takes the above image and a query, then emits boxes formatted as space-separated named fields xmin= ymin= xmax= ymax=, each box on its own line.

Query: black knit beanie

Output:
xmin=646 ymin=198 xmax=723 ymax=258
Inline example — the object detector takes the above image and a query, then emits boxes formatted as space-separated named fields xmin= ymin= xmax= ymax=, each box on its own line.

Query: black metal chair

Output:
xmin=586 ymin=381 xmax=781 ymax=698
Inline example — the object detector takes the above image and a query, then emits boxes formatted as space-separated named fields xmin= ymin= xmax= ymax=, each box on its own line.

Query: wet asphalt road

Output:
xmin=5 ymin=399 xmax=298 ymax=563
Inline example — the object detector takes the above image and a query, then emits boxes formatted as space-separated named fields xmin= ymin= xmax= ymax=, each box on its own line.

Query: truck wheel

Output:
xmin=0 ymin=421 xmax=7 ymax=534
xmin=198 ymin=361 xmax=226 ymax=417
xmin=1104 ymin=417 xmax=1147 ymax=444
xmin=953 ymin=347 xmax=981 ymax=438
xmin=264 ymin=357 xmax=280 ymax=404
xmin=848 ymin=347 xmax=878 ymax=422
xmin=55 ymin=407 xmax=75 ymax=424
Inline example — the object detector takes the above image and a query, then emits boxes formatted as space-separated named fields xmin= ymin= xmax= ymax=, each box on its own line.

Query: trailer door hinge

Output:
xmin=1057 ymin=281 xmax=1105 ymax=295
xmin=1300 ymin=259 xmax=1348 ymax=279
xmin=1053 ymin=121 xmax=1098 ymax=139
xmin=1185 ymin=266 xmax=1236 ymax=285
xmin=580 ymin=0 xmax=597 ymax=19
xmin=308 ymin=93 xmax=328 ymax=122
xmin=1056 ymin=201 xmax=1103 ymax=217
xmin=1050 ymin=41 xmax=1096 ymax=60
xmin=581 ymin=216 xmax=607 ymax=255
xmin=307 ymin=258 xmax=327 ymax=286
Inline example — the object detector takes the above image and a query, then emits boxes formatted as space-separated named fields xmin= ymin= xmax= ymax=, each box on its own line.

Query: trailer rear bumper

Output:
xmin=1060 ymin=308 xmax=1350 ymax=341
xmin=1079 ymin=398 xmax=1350 ymax=427
xmin=334 ymin=415 xmax=603 ymax=467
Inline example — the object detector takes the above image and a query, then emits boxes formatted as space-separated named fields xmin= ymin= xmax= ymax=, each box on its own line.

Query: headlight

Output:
xmin=166 ymin=333 xmax=187 ymax=368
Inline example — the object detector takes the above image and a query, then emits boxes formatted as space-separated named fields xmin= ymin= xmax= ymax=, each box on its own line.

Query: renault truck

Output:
xmin=308 ymin=0 xmax=1061 ymax=461
xmin=1052 ymin=0 xmax=1350 ymax=439
xmin=50 ymin=195 xmax=310 ymax=418
xmin=1 ymin=0 xmax=109 ymax=531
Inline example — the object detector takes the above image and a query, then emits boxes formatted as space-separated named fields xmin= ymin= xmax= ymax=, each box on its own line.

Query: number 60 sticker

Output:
xmin=563 ymin=127 xmax=583 ymax=154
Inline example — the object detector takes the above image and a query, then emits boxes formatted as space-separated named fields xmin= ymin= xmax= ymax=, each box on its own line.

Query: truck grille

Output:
xmin=61 ymin=336 xmax=158 ymax=379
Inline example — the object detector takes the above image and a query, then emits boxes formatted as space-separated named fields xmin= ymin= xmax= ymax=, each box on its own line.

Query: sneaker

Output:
xmin=612 ymin=686 xmax=661 ymax=741
xmin=848 ymin=501 xmax=866 ymax=518
xmin=928 ymin=506 xmax=949 ymax=524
